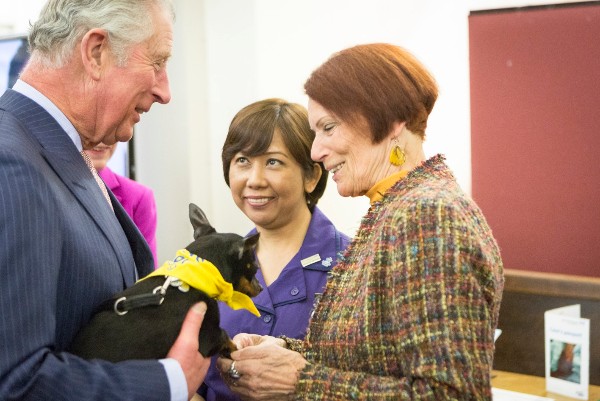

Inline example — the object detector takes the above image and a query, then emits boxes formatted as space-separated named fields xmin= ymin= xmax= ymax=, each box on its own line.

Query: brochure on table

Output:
xmin=544 ymin=304 xmax=590 ymax=400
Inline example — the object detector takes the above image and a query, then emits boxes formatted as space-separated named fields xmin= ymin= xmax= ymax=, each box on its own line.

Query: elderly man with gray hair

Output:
xmin=0 ymin=1 xmax=210 ymax=400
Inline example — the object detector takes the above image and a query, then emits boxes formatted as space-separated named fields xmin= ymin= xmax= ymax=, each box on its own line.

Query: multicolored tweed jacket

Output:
xmin=285 ymin=155 xmax=504 ymax=400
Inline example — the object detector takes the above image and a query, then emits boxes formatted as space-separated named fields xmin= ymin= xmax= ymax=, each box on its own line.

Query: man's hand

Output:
xmin=167 ymin=302 xmax=211 ymax=400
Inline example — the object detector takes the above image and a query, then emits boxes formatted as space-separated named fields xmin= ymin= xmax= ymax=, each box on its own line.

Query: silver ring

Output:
xmin=228 ymin=361 xmax=241 ymax=380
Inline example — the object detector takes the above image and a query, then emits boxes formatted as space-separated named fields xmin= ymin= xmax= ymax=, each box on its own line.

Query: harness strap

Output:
xmin=98 ymin=276 xmax=174 ymax=316
xmin=112 ymin=293 xmax=164 ymax=315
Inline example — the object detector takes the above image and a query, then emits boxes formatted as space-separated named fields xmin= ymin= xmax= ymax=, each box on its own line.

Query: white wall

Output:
xmin=199 ymin=0 xmax=476 ymax=240
xmin=1 ymin=0 xmax=588 ymax=263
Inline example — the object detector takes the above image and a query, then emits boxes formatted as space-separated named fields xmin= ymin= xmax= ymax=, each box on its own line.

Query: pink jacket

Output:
xmin=99 ymin=167 xmax=158 ymax=267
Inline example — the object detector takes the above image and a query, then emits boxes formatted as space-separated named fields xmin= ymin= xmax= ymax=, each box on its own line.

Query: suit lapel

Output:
xmin=110 ymin=189 xmax=155 ymax=277
xmin=1 ymin=90 xmax=142 ymax=286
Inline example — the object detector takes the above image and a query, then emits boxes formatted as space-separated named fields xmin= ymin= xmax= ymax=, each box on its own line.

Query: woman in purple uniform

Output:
xmin=198 ymin=98 xmax=350 ymax=401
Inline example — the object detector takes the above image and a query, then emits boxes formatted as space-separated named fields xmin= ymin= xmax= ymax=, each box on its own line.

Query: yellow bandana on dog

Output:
xmin=142 ymin=249 xmax=260 ymax=317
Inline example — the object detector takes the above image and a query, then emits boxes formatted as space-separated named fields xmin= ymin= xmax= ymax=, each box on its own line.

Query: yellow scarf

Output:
xmin=365 ymin=170 xmax=409 ymax=204
xmin=142 ymin=249 xmax=260 ymax=317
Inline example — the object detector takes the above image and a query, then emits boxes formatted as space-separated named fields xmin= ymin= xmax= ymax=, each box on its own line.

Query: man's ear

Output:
xmin=80 ymin=29 xmax=110 ymax=81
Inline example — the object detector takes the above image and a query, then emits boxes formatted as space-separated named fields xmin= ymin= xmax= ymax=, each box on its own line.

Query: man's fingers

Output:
xmin=178 ymin=302 xmax=207 ymax=344
xmin=166 ymin=302 xmax=210 ymax=399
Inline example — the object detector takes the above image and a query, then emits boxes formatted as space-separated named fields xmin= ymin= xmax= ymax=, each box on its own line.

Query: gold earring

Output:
xmin=389 ymin=143 xmax=406 ymax=166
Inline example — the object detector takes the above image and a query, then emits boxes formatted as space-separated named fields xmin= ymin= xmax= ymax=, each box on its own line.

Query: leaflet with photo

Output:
xmin=544 ymin=304 xmax=590 ymax=400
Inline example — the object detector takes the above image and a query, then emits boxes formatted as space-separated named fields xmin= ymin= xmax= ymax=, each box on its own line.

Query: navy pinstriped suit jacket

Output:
xmin=0 ymin=90 xmax=170 ymax=400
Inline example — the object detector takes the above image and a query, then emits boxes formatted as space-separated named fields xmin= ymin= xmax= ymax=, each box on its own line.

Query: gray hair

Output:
xmin=28 ymin=0 xmax=175 ymax=68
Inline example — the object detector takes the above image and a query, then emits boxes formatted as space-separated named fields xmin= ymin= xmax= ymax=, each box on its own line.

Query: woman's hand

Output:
xmin=217 ymin=335 xmax=306 ymax=401
xmin=231 ymin=333 xmax=286 ymax=350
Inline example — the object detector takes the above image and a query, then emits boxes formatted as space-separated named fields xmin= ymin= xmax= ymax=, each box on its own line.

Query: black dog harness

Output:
xmin=99 ymin=276 xmax=181 ymax=315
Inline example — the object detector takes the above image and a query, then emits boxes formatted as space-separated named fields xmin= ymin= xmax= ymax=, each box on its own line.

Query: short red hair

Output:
xmin=304 ymin=43 xmax=438 ymax=142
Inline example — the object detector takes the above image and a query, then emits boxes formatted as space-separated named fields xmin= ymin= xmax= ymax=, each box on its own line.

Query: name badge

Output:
xmin=301 ymin=254 xmax=321 ymax=267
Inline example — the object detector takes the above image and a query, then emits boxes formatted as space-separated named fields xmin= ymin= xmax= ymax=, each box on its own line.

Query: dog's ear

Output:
xmin=238 ymin=233 xmax=260 ymax=259
xmin=189 ymin=203 xmax=217 ymax=239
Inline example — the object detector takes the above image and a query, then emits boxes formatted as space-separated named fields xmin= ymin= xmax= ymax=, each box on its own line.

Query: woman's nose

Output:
xmin=246 ymin=165 xmax=267 ymax=187
xmin=311 ymin=135 xmax=327 ymax=162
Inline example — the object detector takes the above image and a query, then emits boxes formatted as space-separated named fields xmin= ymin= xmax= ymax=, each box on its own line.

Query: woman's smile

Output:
xmin=244 ymin=196 xmax=274 ymax=207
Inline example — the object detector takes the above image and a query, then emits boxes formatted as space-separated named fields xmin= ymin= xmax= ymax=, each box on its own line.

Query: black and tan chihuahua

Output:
xmin=69 ymin=203 xmax=261 ymax=361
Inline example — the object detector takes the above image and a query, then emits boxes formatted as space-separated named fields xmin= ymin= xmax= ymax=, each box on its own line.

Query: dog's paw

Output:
xmin=219 ymin=338 xmax=238 ymax=359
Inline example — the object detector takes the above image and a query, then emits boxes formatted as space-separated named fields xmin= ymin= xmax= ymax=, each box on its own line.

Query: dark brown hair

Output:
xmin=222 ymin=98 xmax=327 ymax=211
xmin=304 ymin=43 xmax=438 ymax=142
